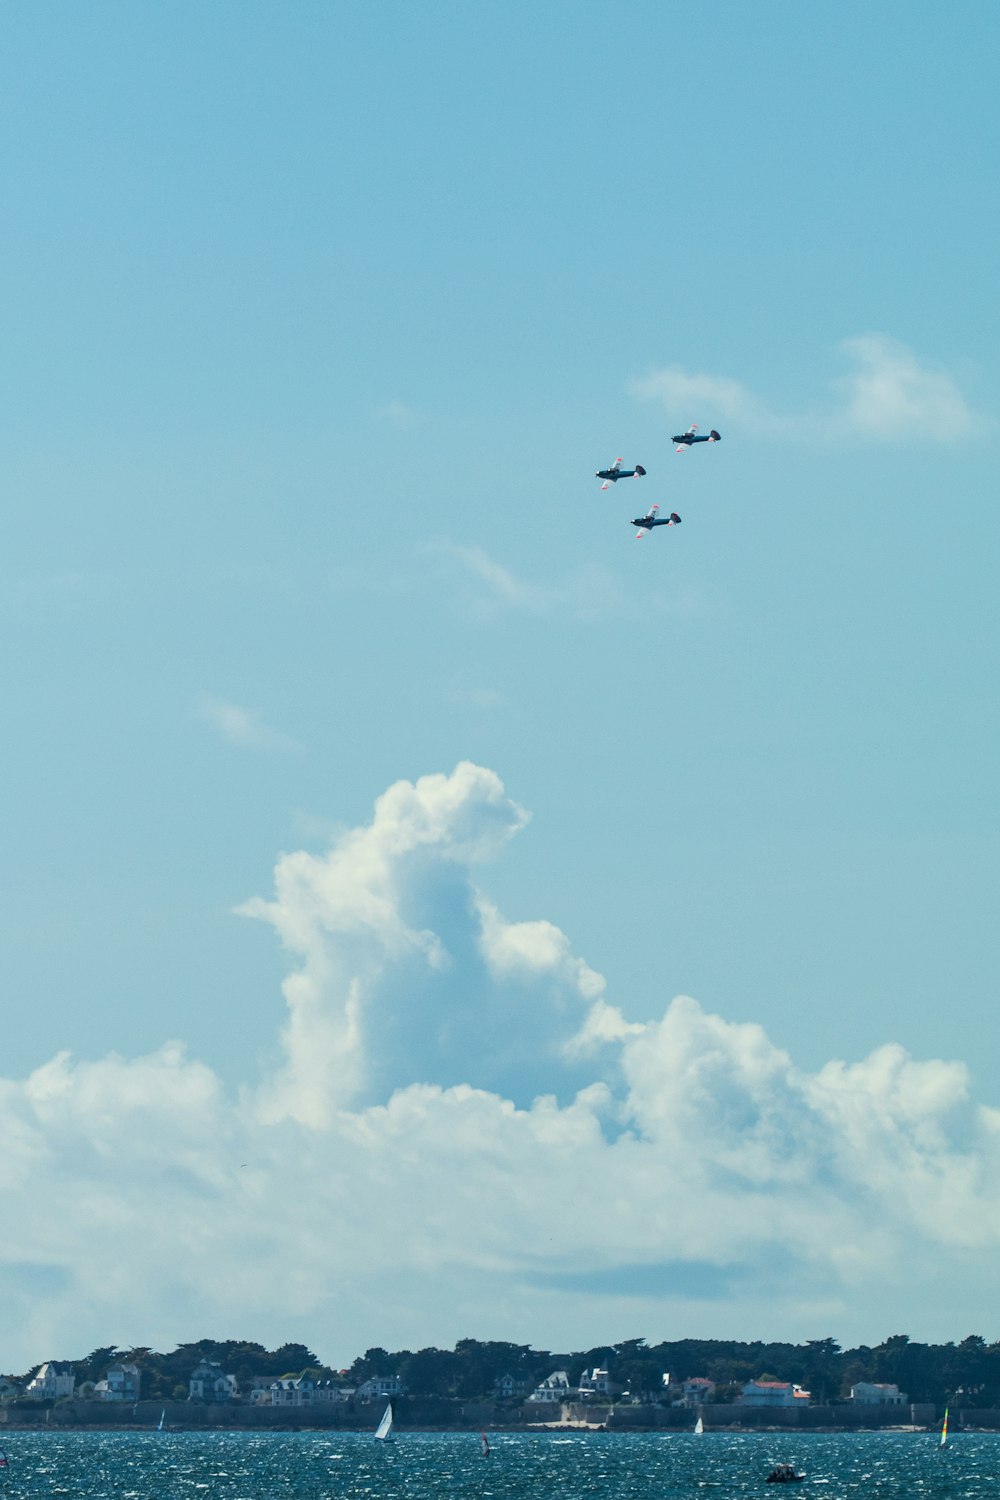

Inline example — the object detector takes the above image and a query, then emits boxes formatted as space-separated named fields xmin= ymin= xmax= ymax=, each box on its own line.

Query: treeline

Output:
xmin=10 ymin=1333 xmax=1000 ymax=1408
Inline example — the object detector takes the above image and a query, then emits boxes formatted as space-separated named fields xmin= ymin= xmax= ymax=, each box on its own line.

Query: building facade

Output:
xmin=850 ymin=1382 xmax=907 ymax=1405
xmin=189 ymin=1361 xmax=238 ymax=1402
xmin=741 ymin=1381 xmax=810 ymax=1408
xmin=25 ymin=1363 xmax=76 ymax=1400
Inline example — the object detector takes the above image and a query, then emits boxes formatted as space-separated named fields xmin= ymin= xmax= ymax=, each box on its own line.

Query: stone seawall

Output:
xmin=0 ymin=1397 xmax=981 ymax=1432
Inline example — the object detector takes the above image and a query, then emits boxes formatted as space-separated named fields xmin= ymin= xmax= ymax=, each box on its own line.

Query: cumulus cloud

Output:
xmin=633 ymin=335 xmax=978 ymax=444
xmin=196 ymin=694 xmax=300 ymax=753
xmin=2 ymin=762 xmax=1000 ymax=1371
xmin=238 ymin=763 xmax=531 ymax=1124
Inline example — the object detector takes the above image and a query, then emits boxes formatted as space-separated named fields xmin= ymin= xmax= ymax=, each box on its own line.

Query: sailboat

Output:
xmin=157 ymin=1410 xmax=165 ymax=1433
xmin=480 ymin=1429 xmax=491 ymax=1458
xmin=694 ymin=1415 xmax=704 ymax=1435
xmin=939 ymin=1406 xmax=949 ymax=1448
xmin=374 ymin=1402 xmax=394 ymax=1442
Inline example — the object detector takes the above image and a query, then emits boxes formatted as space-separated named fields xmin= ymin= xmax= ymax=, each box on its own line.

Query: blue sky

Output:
xmin=1 ymin=0 xmax=999 ymax=1372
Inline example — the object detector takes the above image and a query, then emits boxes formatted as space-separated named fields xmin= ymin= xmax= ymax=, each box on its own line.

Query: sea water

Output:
xmin=0 ymin=1428 xmax=996 ymax=1500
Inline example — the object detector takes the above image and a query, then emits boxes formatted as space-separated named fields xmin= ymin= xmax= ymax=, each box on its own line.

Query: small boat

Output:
xmin=939 ymin=1406 xmax=949 ymax=1448
xmin=480 ymin=1429 xmax=491 ymax=1457
xmin=374 ymin=1402 xmax=394 ymax=1442
xmin=0 ymin=1447 xmax=8 ymax=1468
xmin=694 ymin=1415 xmax=704 ymax=1435
xmin=765 ymin=1464 xmax=805 ymax=1483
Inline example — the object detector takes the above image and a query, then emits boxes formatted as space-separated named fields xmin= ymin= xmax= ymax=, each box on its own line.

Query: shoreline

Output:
xmin=0 ymin=1420 xmax=970 ymax=1435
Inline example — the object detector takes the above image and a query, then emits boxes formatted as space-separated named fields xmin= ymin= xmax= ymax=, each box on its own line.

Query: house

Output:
xmin=97 ymin=1363 xmax=141 ymax=1402
xmin=249 ymin=1376 xmax=284 ymax=1406
xmin=527 ymin=1370 xmax=571 ymax=1404
xmin=356 ymin=1374 xmax=403 ymax=1401
xmin=270 ymin=1377 xmax=315 ymax=1408
xmin=578 ymin=1368 xmax=621 ymax=1399
xmin=25 ymin=1363 xmax=76 ymax=1400
xmin=494 ymin=1373 xmax=531 ymax=1399
xmin=188 ymin=1360 xmax=238 ymax=1402
xmin=850 ymin=1382 xmax=907 ymax=1405
xmin=681 ymin=1377 xmax=716 ymax=1407
xmin=313 ymin=1380 xmax=353 ymax=1405
xmin=741 ymin=1381 xmax=810 ymax=1408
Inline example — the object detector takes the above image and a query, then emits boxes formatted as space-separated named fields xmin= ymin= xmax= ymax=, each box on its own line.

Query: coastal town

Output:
xmin=2 ymin=1336 xmax=999 ymax=1432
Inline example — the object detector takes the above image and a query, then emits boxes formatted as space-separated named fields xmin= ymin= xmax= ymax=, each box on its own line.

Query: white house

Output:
xmin=26 ymin=1363 xmax=76 ymax=1400
xmin=527 ymin=1371 xmax=571 ymax=1404
xmin=578 ymin=1368 xmax=621 ymax=1399
xmin=850 ymin=1382 xmax=907 ymax=1405
xmin=741 ymin=1381 xmax=810 ymax=1408
xmin=270 ymin=1377 xmax=314 ymax=1408
xmin=249 ymin=1376 xmax=284 ymax=1406
xmin=356 ymin=1374 xmax=403 ymax=1401
xmin=681 ymin=1377 xmax=716 ymax=1407
xmin=313 ymin=1380 xmax=353 ymax=1405
xmin=97 ymin=1364 xmax=141 ymax=1402
xmin=189 ymin=1361 xmax=238 ymax=1402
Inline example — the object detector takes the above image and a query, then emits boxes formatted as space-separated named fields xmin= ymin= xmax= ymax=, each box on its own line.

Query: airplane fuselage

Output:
xmin=597 ymin=466 xmax=642 ymax=481
xmin=632 ymin=513 xmax=681 ymax=530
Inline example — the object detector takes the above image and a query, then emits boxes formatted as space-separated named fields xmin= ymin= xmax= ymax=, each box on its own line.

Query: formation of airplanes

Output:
xmin=595 ymin=422 xmax=721 ymax=542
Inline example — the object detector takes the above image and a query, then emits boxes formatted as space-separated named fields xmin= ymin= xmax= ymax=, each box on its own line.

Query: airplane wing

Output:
xmin=635 ymin=503 xmax=659 ymax=538
xmin=675 ymin=424 xmax=697 ymax=453
xmin=601 ymin=480 xmax=612 ymax=490
xmin=601 ymin=457 xmax=623 ymax=489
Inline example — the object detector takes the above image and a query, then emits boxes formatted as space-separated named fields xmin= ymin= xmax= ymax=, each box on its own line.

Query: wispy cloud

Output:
xmin=196 ymin=694 xmax=301 ymax=753
xmin=3 ymin=762 xmax=1000 ymax=1369
xmin=429 ymin=543 xmax=673 ymax=622
xmin=633 ymin=334 xmax=979 ymax=444
xmin=834 ymin=334 xmax=975 ymax=439
xmin=374 ymin=399 xmax=420 ymax=429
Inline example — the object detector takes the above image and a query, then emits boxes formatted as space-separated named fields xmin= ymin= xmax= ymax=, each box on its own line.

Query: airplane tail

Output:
xmin=670 ymin=512 xmax=682 ymax=524
xmin=634 ymin=464 xmax=646 ymax=476
xmin=708 ymin=430 xmax=721 ymax=442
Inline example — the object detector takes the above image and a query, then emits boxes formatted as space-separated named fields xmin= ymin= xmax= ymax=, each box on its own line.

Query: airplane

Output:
xmin=672 ymin=424 xmax=721 ymax=452
xmin=596 ymin=457 xmax=647 ymax=490
xmin=632 ymin=504 xmax=681 ymax=539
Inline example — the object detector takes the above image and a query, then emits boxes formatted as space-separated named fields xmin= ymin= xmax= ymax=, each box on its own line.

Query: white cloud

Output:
xmin=631 ymin=367 xmax=769 ymax=430
xmin=196 ymin=694 xmax=300 ymax=753
xmin=375 ymin=399 xmax=419 ymax=428
xmin=3 ymin=762 xmax=1000 ymax=1371
xmin=632 ymin=335 xmax=978 ymax=444
xmin=833 ymin=334 xmax=974 ymax=440
xmin=238 ymin=763 xmax=530 ymax=1125
xmin=429 ymin=544 xmax=678 ymax=622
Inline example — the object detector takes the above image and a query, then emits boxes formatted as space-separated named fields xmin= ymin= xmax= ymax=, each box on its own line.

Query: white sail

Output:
xmin=374 ymin=1402 xmax=394 ymax=1441
xmin=694 ymin=1415 xmax=704 ymax=1435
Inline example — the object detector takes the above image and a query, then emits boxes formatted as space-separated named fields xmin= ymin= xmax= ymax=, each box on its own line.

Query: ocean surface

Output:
xmin=0 ymin=1428 xmax=996 ymax=1500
